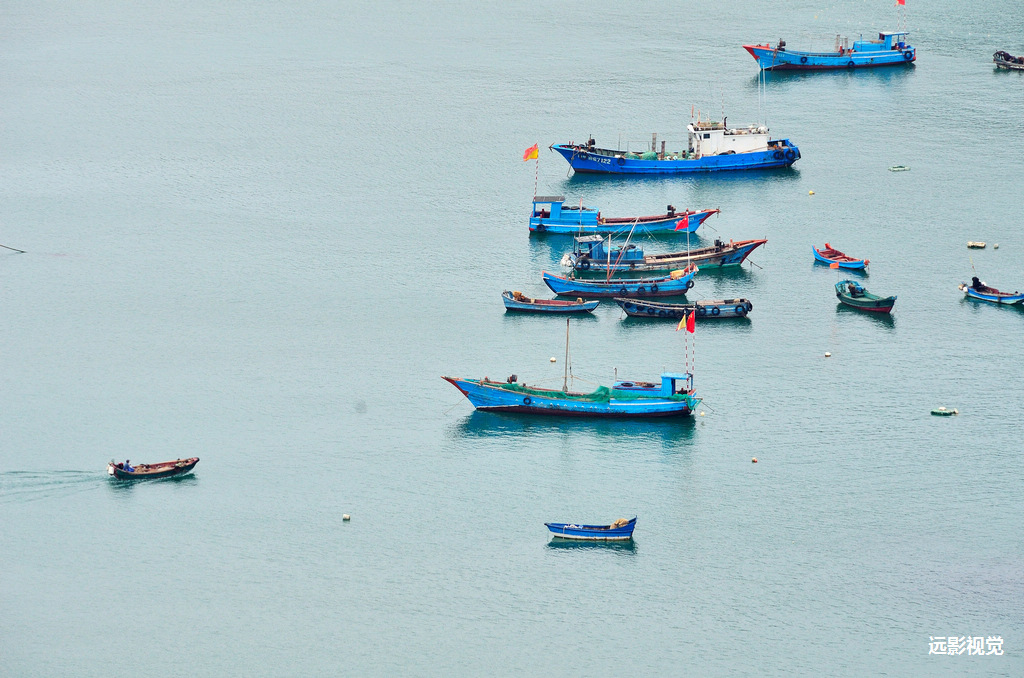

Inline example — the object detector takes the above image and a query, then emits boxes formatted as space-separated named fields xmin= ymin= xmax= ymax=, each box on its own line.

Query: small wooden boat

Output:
xmin=107 ymin=457 xmax=199 ymax=480
xmin=744 ymin=31 xmax=915 ymax=70
xmin=959 ymin=278 xmax=1024 ymax=305
xmin=835 ymin=280 xmax=896 ymax=313
xmin=566 ymin=236 xmax=766 ymax=273
xmin=993 ymin=51 xmax=1024 ymax=70
xmin=542 ymin=265 xmax=698 ymax=298
xmin=501 ymin=290 xmax=599 ymax=314
xmin=889 ymin=165 xmax=910 ymax=172
xmin=529 ymin=196 xmax=719 ymax=235
xmin=614 ymin=297 xmax=752 ymax=319
xmin=931 ymin=407 xmax=959 ymax=417
xmin=813 ymin=243 xmax=868 ymax=269
xmin=967 ymin=241 xmax=986 ymax=249
xmin=545 ymin=517 xmax=636 ymax=541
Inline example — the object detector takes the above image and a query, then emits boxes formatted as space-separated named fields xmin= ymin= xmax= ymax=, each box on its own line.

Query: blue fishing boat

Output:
xmin=744 ymin=32 xmax=915 ymax=70
xmin=813 ymin=244 xmax=868 ymax=270
xmin=443 ymin=373 xmax=699 ymax=418
xmin=566 ymin=236 xmax=766 ymax=273
xmin=501 ymin=290 xmax=599 ymax=314
xmin=552 ymin=119 xmax=799 ymax=175
xmin=959 ymin=278 xmax=1024 ymax=305
xmin=542 ymin=265 xmax=698 ymax=298
xmin=529 ymin=196 xmax=719 ymax=235
xmin=545 ymin=517 xmax=637 ymax=541
xmin=615 ymin=297 xmax=752 ymax=319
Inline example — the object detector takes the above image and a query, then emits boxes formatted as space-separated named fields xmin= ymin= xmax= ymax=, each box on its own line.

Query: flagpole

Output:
xmin=534 ymin=154 xmax=539 ymax=199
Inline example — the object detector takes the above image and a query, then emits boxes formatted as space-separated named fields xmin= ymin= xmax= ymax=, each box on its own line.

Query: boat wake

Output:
xmin=0 ymin=470 xmax=103 ymax=504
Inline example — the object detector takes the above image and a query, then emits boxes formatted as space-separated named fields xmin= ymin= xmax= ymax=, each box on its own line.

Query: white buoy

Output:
xmin=825 ymin=352 xmax=832 ymax=357
xmin=549 ymin=357 xmax=556 ymax=363
xmin=342 ymin=514 xmax=351 ymax=521
xmin=994 ymin=244 xmax=1000 ymax=249
xmin=699 ymin=411 xmax=705 ymax=417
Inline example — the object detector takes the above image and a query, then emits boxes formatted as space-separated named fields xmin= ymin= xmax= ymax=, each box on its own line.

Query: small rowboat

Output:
xmin=545 ymin=517 xmax=636 ymax=541
xmin=931 ymin=407 xmax=959 ymax=416
xmin=501 ymin=290 xmax=599 ymax=314
xmin=835 ymin=280 xmax=896 ymax=313
xmin=542 ymin=265 xmax=698 ymax=298
xmin=967 ymin=241 xmax=986 ymax=249
xmin=107 ymin=457 xmax=199 ymax=480
xmin=614 ymin=297 xmax=752 ymax=319
xmin=993 ymin=51 xmax=1024 ymax=70
xmin=959 ymin=279 xmax=1024 ymax=305
xmin=813 ymin=243 xmax=868 ymax=269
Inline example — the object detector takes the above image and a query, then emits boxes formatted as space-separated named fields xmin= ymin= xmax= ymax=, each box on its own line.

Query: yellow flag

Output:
xmin=523 ymin=143 xmax=539 ymax=161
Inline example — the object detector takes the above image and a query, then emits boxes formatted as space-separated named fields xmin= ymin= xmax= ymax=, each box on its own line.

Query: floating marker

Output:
xmin=825 ymin=352 xmax=832 ymax=357
xmin=994 ymin=244 xmax=1000 ymax=249
xmin=342 ymin=514 xmax=351 ymax=521
xmin=752 ymin=457 xmax=758 ymax=463
xmin=808 ymin=190 xmax=815 ymax=195
xmin=699 ymin=411 xmax=705 ymax=417
xmin=549 ymin=357 xmax=556 ymax=362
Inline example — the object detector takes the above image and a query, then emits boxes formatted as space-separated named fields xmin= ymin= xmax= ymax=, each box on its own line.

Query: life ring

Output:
xmin=799 ymin=56 xmax=808 ymax=64
xmin=619 ymin=286 xmax=628 ymax=295
xmin=686 ymin=280 xmax=695 ymax=290
xmin=523 ymin=396 xmax=532 ymax=405
xmin=772 ymin=150 xmax=784 ymax=160
xmin=636 ymin=286 xmax=646 ymax=295
xmin=711 ymin=306 xmax=721 ymax=316
xmin=696 ymin=306 xmax=707 ymax=316
xmin=735 ymin=305 xmax=747 ymax=316
xmin=785 ymin=149 xmax=796 ymax=161
xmin=903 ymin=51 xmax=913 ymax=61
xmin=650 ymin=284 xmax=659 ymax=293
xmin=617 ymin=157 xmax=625 ymax=166
xmin=847 ymin=60 xmax=855 ymax=68
xmin=579 ymin=260 xmax=590 ymax=270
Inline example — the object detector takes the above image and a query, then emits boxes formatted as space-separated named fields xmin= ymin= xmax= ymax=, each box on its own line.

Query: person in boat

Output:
xmin=123 ymin=459 xmax=134 ymax=472
xmin=972 ymin=276 xmax=984 ymax=291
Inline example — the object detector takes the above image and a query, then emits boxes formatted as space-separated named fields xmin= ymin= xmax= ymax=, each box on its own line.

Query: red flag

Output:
xmin=687 ymin=310 xmax=695 ymax=333
xmin=895 ymin=0 xmax=905 ymax=4
xmin=523 ymin=143 xmax=539 ymax=161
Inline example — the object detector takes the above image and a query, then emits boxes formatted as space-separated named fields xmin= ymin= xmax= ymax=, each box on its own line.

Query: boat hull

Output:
xmin=744 ymin=45 xmax=915 ymax=70
xmin=531 ymin=208 xmax=718 ymax=235
xmin=443 ymin=377 xmax=697 ymax=418
xmin=615 ymin=297 xmax=752 ymax=319
xmin=543 ymin=268 xmax=697 ymax=298
xmin=835 ymin=281 xmax=895 ymax=313
xmin=501 ymin=291 xmax=599 ymax=313
xmin=545 ymin=518 xmax=637 ymax=541
xmin=552 ymin=143 xmax=799 ymax=174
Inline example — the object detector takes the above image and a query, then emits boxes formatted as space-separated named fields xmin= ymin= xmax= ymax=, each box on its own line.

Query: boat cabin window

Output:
xmin=702 ymin=133 xmax=710 ymax=139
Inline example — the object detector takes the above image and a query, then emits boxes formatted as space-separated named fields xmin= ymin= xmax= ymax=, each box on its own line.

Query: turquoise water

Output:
xmin=2 ymin=1 xmax=1022 ymax=675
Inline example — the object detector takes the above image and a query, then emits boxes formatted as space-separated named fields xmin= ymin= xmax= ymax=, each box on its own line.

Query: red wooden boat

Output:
xmin=813 ymin=243 xmax=868 ymax=270
xmin=107 ymin=457 xmax=199 ymax=480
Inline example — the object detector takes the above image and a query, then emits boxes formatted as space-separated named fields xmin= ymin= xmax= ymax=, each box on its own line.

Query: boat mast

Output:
xmin=562 ymin=318 xmax=570 ymax=391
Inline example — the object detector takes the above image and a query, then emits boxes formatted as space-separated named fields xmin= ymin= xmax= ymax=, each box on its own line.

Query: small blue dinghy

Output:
xmin=545 ymin=517 xmax=636 ymax=541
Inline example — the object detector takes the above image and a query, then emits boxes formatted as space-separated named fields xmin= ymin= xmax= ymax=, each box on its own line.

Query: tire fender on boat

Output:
xmin=847 ymin=60 xmax=855 ymax=68
xmin=617 ymin=157 xmax=625 ymax=166
xmin=650 ymin=284 xmax=659 ymax=293
xmin=773 ymin=150 xmax=784 ymax=160
xmin=785 ymin=149 xmax=796 ymax=161
xmin=697 ymin=306 xmax=707 ymax=316
xmin=636 ymin=286 xmax=646 ymax=295
xmin=904 ymin=51 xmax=913 ymax=60
xmin=523 ymin=396 xmax=532 ymax=405
xmin=619 ymin=286 xmax=628 ymax=295
xmin=735 ymin=305 xmax=747 ymax=316
xmin=711 ymin=306 xmax=721 ymax=316
xmin=686 ymin=280 xmax=695 ymax=290
xmin=800 ymin=56 xmax=808 ymax=64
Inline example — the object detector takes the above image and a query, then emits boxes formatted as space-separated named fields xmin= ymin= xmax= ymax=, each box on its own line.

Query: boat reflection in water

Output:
xmin=546 ymin=538 xmax=637 ymax=554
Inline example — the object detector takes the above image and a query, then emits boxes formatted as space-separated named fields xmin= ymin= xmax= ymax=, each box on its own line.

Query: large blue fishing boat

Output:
xmin=565 ymin=236 xmax=766 ymax=273
xmin=443 ymin=373 xmax=699 ymax=418
xmin=529 ymin=196 xmax=719 ymax=235
xmin=744 ymin=32 xmax=915 ymax=70
xmin=543 ymin=265 xmax=698 ymax=298
xmin=552 ymin=119 xmax=799 ymax=175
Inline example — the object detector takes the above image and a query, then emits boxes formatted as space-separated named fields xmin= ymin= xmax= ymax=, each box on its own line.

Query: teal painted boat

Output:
xmin=835 ymin=280 xmax=896 ymax=313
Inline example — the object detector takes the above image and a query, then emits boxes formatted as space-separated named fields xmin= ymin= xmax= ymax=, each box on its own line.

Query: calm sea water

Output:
xmin=2 ymin=1 xmax=1022 ymax=675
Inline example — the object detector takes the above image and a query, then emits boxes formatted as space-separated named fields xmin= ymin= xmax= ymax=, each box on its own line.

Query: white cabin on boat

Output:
xmin=687 ymin=121 xmax=771 ymax=158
